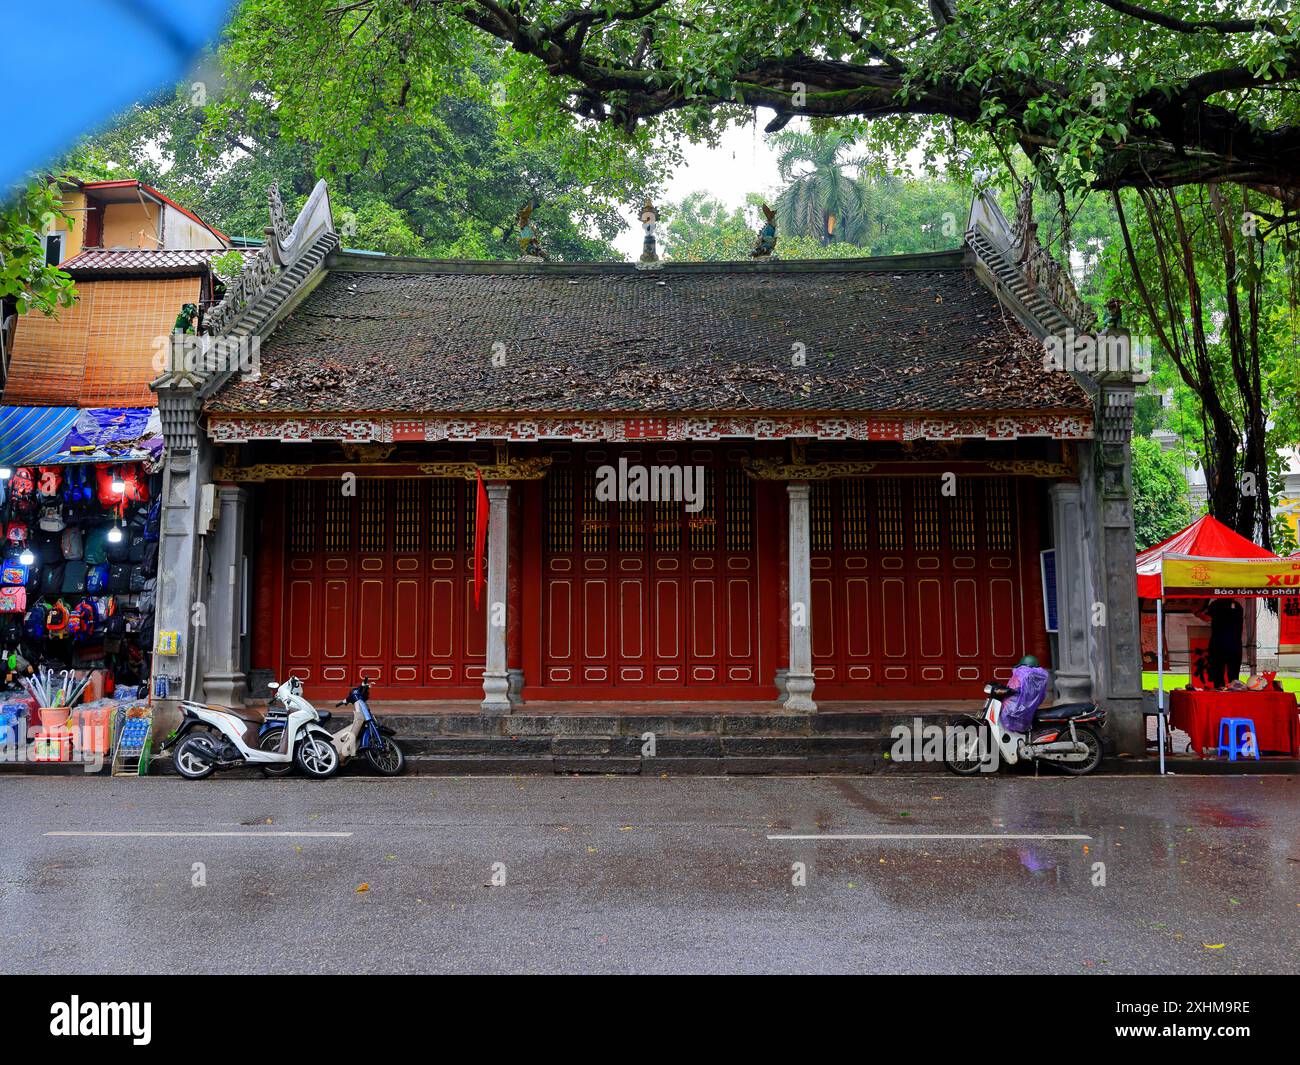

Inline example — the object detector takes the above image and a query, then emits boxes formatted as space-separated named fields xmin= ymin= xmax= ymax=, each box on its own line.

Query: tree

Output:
xmin=0 ymin=179 xmax=77 ymax=318
xmin=214 ymin=1 xmax=1300 ymax=212
xmin=771 ymin=131 xmax=871 ymax=245
xmin=1131 ymin=435 xmax=1195 ymax=550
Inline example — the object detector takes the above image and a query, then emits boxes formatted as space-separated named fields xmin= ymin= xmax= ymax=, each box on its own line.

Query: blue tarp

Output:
xmin=1 ymin=1 xmax=234 ymax=190
xmin=0 ymin=406 xmax=162 ymax=466
xmin=0 ymin=405 xmax=79 ymax=466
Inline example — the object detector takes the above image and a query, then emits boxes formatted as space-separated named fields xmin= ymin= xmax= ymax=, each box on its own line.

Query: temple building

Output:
xmin=151 ymin=180 xmax=1146 ymax=753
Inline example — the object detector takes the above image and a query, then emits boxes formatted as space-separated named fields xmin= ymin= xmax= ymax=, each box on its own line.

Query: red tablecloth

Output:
xmin=1168 ymin=689 xmax=1300 ymax=758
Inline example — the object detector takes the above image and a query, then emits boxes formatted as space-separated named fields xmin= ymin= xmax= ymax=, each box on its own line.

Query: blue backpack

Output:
xmin=85 ymin=563 xmax=110 ymax=594
xmin=23 ymin=604 xmax=45 ymax=640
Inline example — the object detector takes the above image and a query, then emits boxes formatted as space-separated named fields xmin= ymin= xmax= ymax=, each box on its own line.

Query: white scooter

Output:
xmin=944 ymin=681 xmax=1107 ymax=775
xmin=164 ymin=677 xmax=339 ymax=780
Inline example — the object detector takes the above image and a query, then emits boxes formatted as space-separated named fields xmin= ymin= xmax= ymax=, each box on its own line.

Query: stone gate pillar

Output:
xmin=1049 ymin=481 xmax=1093 ymax=703
xmin=784 ymin=482 xmax=817 ymax=712
xmin=481 ymin=482 xmax=512 ymax=713
xmin=203 ymin=485 xmax=249 ymax=706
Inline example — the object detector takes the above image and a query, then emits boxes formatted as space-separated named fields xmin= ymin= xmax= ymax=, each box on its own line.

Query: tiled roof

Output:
xmin=207 ymin=253 xmax=1093 ymax=415
xmin=61 ymin=248 xmax=237 ymax=274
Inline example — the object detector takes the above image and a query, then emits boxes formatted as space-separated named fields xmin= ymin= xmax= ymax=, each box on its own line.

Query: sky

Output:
xmin=612 ymin=121 xmax=788 ymax=260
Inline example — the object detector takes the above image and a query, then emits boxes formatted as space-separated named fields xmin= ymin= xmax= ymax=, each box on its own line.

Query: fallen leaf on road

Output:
xmin=1203 ymin=943 xmax=1225 ymax=950
xmin=356 ymin=883 xmax=370 ymax=893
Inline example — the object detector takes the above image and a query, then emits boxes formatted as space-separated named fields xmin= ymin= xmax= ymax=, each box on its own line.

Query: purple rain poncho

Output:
xmin=999 ymin=665 xmax=1050 ymax=733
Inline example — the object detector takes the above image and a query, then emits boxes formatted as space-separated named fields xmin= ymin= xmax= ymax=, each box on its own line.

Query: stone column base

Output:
xmin=481 ymin=672 xmax=512 ymax=714
xmin=773 ymin=668 xmax=789 ymax=698
xmin=1051 ymin=669 xmax=1093 ymax=705
xmin=507 ymin=668 xmax=525 ymax=706
xmin=203 ymin=672 xmax=248 ymax=709
xmin=782 ymin=673 xmax=816 ymax=713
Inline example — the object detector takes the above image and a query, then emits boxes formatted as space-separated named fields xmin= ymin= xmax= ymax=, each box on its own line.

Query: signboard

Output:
xmin=1160 ymin=555 xmax=1300 ymax=598
xmin=155 ymin=630 xmax=180 ymax=656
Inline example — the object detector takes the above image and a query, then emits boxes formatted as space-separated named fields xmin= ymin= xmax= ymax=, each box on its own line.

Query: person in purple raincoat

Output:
xmin=998 ymin=655 xmax=1050 ymax=733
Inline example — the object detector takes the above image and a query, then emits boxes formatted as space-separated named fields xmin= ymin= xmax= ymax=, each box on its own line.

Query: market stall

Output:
xmin=1144 ymin=539 xmax=1300 ymax=772
xmin=0 ymin=406 xmax=161 ymax=766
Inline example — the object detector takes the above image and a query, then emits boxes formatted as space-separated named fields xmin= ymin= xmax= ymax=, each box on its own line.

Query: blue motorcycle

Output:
xmin=258 ymin=675 xmax=404 ymax=776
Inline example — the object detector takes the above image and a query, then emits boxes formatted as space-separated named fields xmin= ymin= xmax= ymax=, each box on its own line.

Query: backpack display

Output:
xmin=62 ymin=561 xmax=89 ymax=595
xmin=60 ymin=526 xmax=83 ymax=560
xmin=62 ymin=466 xmax=95 ymax=521
xmin=68 ymin=599 xmax=98 ymax=641
xmin=0 ymin=586 xmax=26 ymax=613
xmin=96 ymin=465 xmax=149 ymax=508
xmin=85 ymin=562 xmax=109 ymax=594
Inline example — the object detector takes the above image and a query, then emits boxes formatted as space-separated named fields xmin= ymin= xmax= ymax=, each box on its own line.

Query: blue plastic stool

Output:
xmin=1217 ymin=717 xmax=1259 ymax=761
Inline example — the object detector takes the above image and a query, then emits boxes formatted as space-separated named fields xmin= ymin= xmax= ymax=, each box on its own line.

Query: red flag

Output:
xmin=473 ymin=470 xmax=489 ymax=608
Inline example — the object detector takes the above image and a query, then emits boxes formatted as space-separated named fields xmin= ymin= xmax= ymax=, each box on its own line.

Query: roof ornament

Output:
xmin=751 ymin=203 xmax=777 ymax=258
xmin=267 ymin=184 xmax=291 ymax=245
xmin=517 ymin=202 xmax=549 ymax=261
xmin=638 ymin=201 xmax=660 ymax=264
xmin=1010 ymin=179 xmax=1098 ymax=331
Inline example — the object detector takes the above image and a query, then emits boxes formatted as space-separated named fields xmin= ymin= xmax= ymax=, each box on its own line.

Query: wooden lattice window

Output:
xmin=877 ymin=478 xmax=904 ymax=551
xmin=810 ymin=481 xmax=833 ymax=551
xmin=617 ymin=498 xmax=644 ymax=551
xmin=323 ymin=486 xmax=351 ymax=552
xmin=652 ymin=497 xmax=679 ymax=552
xmin=359 ymin=481 xmax=386 ymax=552
xmin=688 ymin=469 xmax=716 ymax=551
xmin=841 ymin=478 xmax=870 ymax=551
xmin=581 ymin=467 xmax=609 ymax=553
xmin=546 ymin=469 xmax=573 ymax=554
xmin=287 ymin=482 xmax=315 ymax=553
xmin=724 ymin=468 xmax=752 ymax=552
xmin=950 ymin=478 xmax=977 ymax=551
xmin=912 ymin=477 xmax=941 ymax=551
xmin=985 ymin=478 xmax=1014 ymax=550
xmin=394 ymin=481 xmax=422 ymax=553
xmin=430 ymin=480 xmax=457 ymax=553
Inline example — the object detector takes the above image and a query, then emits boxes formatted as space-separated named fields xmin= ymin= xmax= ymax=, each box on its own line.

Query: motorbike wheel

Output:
xmin=294 ymin=733 xmax=340 ymax=779
xmin=1056 ymin=727 xmax=1103 ymax=776
xmin=942 ymin=717 xmax=991 ymax=777
xmin=173 ymin=734 xmax=217 ymax=780
xmin=364 ymin=737 xmax=405 ymax=776
xmin=257 ymin=728 xmax=294 ymax=777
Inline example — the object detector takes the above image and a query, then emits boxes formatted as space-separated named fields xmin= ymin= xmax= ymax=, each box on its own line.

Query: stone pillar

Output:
xmin=784 ymin=482 xmax=816 ymax=712
xmin=480 ymin=483 xmax=512 ymax=713
xmin=203 ymin=485 xmax=249 ymax=706
xmin=1049 ymin=481 xmax=1093 ymax=704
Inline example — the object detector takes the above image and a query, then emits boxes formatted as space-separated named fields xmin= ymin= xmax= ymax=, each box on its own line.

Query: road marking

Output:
xmin=767 ymin=833 xmax=1092 ymax=841
xmin=45 ymin=831 xmax=352 ymax=838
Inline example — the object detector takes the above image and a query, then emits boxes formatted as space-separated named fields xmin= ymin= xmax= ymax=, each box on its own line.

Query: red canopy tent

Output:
xmin=1135 ymin=515 xmax=1289 ymax=773
xmin=1136 ymin=514 xmax=1277 ymax=599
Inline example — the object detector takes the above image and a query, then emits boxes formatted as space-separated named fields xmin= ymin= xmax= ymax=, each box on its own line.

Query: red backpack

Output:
xmin=8 ymin=468 xmax=36 ymax=517
xmin=95 ymin=465 xmax=149 ymax=507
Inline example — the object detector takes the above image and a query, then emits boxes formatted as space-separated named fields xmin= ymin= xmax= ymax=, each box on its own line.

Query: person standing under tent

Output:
xmin=1195 ymin=596 xmax=1245 ymax=690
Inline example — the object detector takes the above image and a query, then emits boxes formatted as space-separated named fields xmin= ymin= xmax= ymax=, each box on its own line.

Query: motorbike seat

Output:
xmin=316 ymin=710 xmax=331 ymax=723
xmin=1034 ymin=702 xmax=1098 ymax=722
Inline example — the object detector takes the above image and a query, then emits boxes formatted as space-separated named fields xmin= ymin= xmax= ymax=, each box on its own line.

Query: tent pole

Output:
xmin=1157 ymin=596 xmax=1166 ymax=776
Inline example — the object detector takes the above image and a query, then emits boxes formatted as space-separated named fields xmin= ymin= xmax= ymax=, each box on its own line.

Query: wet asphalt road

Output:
xmin=0 ymin=773 xmax=1295 ymax=974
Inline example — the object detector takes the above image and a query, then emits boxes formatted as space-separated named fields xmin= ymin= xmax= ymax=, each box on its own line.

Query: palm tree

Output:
xmin=772 ymin=131 xmax=872 ymax=246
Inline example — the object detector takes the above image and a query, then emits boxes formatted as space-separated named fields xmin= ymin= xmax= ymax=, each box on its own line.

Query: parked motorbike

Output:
xmin=258 ymin=674 xmax=403 ymax=776
xmin=944 ymin=681 xmax=1106 ymax=776
xmin=165 ymin=677 xmax=339 ymax=780
xmin=330 ymin=677 xmax=405 ymax=775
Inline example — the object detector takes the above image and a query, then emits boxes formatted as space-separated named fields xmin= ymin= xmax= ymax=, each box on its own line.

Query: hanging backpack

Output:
xmin=8 ymin=468 xmax=36 ymax=518
xmin=60 ymin=526 xmax=83 ymax=560
xmin=0 ymin=586 xmax=26 ymax=614
xmin=36 ymin=466 xmax=63 ymax=501
xmin=37 ymin=503 xmax=66 ymax=533
xmin=61 ymin=560 xmax=89 ymax=595
xmin=68 ymin=599 xmax=98 ymax=641
xmin=41 ymin=562 xmax=65 ymax=596
xmin=143 ymin=496 xmax=161 ymax=542
xmin=1 ymin=561 xmax=29 ymax=587
xmin=96 ymin=465 xmax=149 ymax=507
xmin=23 ymin=604 xmax=46 ymax=640
xmin=4 ymin=523 xmax=28 ymax=560
xmin=83 ymin=525 xmax=110 ymax=565
xmin=44 ymin=600 xmax=70 ymax=637
xmin=85 ymin=562 xmax=110 ymax=594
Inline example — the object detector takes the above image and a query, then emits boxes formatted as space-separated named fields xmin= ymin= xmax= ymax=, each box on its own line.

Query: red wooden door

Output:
xmin=280 ymin=479 xmax=484 ymax=698
xmin=810 ymin=476 xmax=1025 ymax=699
xmin=539 ymin=448 xmax=761 ymax=697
